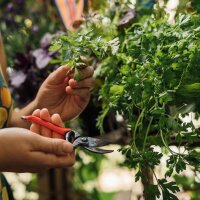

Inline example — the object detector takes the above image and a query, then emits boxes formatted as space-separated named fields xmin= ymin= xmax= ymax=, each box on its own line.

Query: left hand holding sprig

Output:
xmin=35 ymin=65 xmax=94 ymax=121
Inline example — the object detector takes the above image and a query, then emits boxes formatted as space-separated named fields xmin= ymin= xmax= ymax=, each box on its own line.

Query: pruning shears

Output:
xmin=21 ymin=115 xmax=113 ymax=154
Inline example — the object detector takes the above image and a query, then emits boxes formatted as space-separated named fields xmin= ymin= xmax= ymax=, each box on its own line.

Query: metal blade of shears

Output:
xmin=72 ymin=136 xmax=113 ymax=154
xmin=73 ymin=137 xmax=112 ymax=148
xmin=83 ymin=146 xmax=114 ymax=154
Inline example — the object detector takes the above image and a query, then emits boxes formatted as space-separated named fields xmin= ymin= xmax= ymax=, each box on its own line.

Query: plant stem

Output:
xmin=143 ymin=117 xmax=153 ymax=151
xmin=160 ymin=129 xmax=173 ymax=154
xmin=132 ymin=108 xmax=145 ymax=150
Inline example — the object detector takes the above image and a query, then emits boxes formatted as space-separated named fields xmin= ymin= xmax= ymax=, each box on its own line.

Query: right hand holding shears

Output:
xmin=0 ymin=108 xmax=75 ymax=173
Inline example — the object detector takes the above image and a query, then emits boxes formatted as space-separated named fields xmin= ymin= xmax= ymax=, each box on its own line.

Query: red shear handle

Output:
xmin=21 ymin=115 xmax=71 ymax=136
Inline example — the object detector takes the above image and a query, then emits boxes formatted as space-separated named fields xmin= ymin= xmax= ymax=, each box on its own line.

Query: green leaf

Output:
xmin=74 ymin=68 xmax=81 ymax=81
xmin=177 ymin=83 xmax=200 ymax=97
xmin=144 ymin=184 xmax=161 ymax=200
xmin=109 ymin=85 xmax=124 ymax=95
xmin=135 ymin=168 xmax=143 ymax=182
xmin=49 ymin=45 xmax=62 ymax=51
xmin=158 ymin=179 xmax=180 ymax=200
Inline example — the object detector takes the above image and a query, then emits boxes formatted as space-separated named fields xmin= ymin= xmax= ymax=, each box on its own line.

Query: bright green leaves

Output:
xmin=177 ymin=83 xmax=200 ymax=98
xmin=119 ymin=65 xmax=130 ymax=75
xmin=119 ymin=147 xmax=162 ymax=171
xmin=191 ymin=0 xmax=200 ymax=13
xmin=51 ymin=30 xmax=119 ymax=80
xmin=109 ymin=85 xmax=124 ymax=95
xmin=158 ymin=179 xmax=180 ymax=200
xmin=120 ymin=146 xmax=180 ymax=200
xmin=100 ymin=13 xmax=200 ymax=199
xmin=166 ymin=155 xmax=186 ymax=177
xmin=144 ymin=184 xmax=160 ymax=200
xmin=142 ymin=150 xmax=163 ymax=167
xmin=52 ymin=4 xmax=200 ymax=199
xmin=185 ymin=150 xmax=200 ymax=169
xmin=144 ymin=180 xmax=180 ymax=200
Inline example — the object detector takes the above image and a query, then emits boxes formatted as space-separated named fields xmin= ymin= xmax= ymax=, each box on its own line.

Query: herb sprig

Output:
xmin=51 ymin=30 xmax=119 ymax=80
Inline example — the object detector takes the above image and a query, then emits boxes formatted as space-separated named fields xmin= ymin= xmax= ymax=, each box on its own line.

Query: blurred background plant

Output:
xmin=1 ymin=0 xmax=200 ymax=200
xmin=0 ymin=0 xmax=64 ymax=106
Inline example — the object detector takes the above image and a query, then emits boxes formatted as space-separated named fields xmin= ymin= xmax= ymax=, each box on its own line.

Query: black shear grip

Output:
xmin=65 ymin=131 xmax=80 ymax=143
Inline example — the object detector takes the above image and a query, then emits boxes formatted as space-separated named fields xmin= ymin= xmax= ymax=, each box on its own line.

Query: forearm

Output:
xmin=8 ymin=100 xmax=38 ymax=128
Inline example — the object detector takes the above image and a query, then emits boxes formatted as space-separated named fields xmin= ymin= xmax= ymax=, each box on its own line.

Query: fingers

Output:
xmin=47 ymin=65 xmax=94 ymax=87
xmin=51 ymin=153 xmax=75 ymax=168
xmin=65 ymin=67 xmax=94 ymax=95
xmin=51 ymin=114 xmax=64 ymax=139
xmin=76 ymin=66 xmax=94 ymax=80
xmin=30 ymin=109 xmax=41 ymax=134
xmin=31 ymin=108 xmax=64 ymax=139
xmin=64 ymin=66 xmax=94 ymax=83
xmin=31 ymin=151 xmax=75 ymax=169
xmin=40 ymin=108 xmax=52 ymax=138
xmin=35 ymin=136 xmax=73 ymax=155
xmin=80 ymin=56 xmax=89 ymax=65
xmin=47 ymin=66 xmax=70 ymax=84
xmin=68 ymin=78 xmax=95 ymax=89
xmin=66 ymin=87 xmax=90 ymax=98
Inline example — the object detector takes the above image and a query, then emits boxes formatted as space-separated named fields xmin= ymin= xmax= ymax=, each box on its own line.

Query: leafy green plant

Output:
xmin=51 ymin=1 xmax=200 ymax=199
xmin=50 ymin=30 xmax=119 ymax=80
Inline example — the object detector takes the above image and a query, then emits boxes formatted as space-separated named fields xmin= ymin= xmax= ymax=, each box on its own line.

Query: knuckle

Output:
xmin=51 ymin=139 xmax=61 ymax=154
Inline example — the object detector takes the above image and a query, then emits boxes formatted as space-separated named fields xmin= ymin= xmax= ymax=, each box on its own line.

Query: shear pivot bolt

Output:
xmin=81 ymin=138 xmax=88 ymax=142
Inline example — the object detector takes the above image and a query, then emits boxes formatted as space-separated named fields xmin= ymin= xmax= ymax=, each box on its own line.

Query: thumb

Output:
xmin=35 ymin=136 xmax=74 ymax=155
xmin=47 ymin=66 xmax=70 ymax=84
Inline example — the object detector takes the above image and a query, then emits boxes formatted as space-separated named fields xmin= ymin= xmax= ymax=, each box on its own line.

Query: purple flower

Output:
xmin=40 ymin=32 xmax=65 ymax=49
xmin=32 ymin=49 xmax=51 ymax=69
xmin=6 ymin=3 xmax=14 ymax=12
xmin=10 ymin=70 xmax=27 ymax=88
xmin=40 ymin=33 xmax=53 ymax=49
xmin=32 ymin=32 xmax=62 ymax=68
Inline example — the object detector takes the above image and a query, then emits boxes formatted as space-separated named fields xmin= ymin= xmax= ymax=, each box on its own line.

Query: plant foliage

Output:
xmin=51 ymin=1 xmax=200 ymax=199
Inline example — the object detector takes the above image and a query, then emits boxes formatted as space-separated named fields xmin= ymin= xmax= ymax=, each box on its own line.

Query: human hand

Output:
xmin=35 ymin=65 xmax=94 ymax=121
xmin=0 ymin=128 xmax=75 ymax=172
xmin=30 ymin=108 xmax=65 ymax=139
